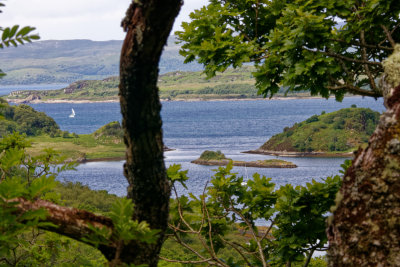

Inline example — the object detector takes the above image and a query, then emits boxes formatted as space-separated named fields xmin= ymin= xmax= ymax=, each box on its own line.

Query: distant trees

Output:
xmin=177 ymin=0 xmax=400 ymax=100
xmin=0 ymin=98 xmax=59 ymax=138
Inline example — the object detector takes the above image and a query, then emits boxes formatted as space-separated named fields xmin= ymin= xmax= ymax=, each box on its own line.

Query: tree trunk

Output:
xmin=327 ymin=84 xmax=400 ymax=266
xmin=117 ymin=0 xmax=182 ymax=265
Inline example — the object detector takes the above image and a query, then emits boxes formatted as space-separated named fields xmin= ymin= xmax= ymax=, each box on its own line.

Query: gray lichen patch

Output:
xmin=387 ymin=138 xmax=400 ymax=154
xmin=383 ymin=44 xmax=400 ymax=89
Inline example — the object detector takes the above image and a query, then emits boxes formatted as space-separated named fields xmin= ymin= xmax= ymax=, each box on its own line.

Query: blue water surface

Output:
xmin=26 ymin=97 xmax=384 ymax=196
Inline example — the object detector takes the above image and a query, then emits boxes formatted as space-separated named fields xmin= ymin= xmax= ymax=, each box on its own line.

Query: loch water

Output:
xmin=29 ymin=97 xmax=385 ymax=196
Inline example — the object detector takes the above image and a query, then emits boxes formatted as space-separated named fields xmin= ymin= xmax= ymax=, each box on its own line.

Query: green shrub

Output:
xmin=62 ymin=131 xmax=70 ymax=138
xmin=199 ymin=150 xmax=227 ymax=160
xmin=306 ymin=114 xmax=319 ymax=123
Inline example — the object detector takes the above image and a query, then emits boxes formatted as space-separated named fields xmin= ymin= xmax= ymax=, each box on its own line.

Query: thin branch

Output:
xmin=0 ymin=258 xmax=13 ymax=266
xmin=390 ymin=22 xmax=400 ymax=35
xmin=360 ymin=30 xmax=377 ymax=91
xmin=230 ymin=241 xmax=259 ymax=255
xmin=302 ymin=46 xmax=382 ymax=66
xmin=255 ymin=0 xmax=259 ymax=39
xmin=167 ymin=223 xmax=197 ymax=234
xmin=159 ymin=256 xmax=215 ymax=264
xmin=172 ymin=185 xmax=195 ymax=232
xmin=259 ymin=221 xmax=274 ymax=242
xmin=219 ymin=235 xmax=253 ymax=266
xmin=169 ymin=185 xmax=225 ymax=266
xmin=381 ymin=25 xmax=396 ymax=48
xmin=205 ymin=201 xmax=217 ymax=256
xmin=169 ymin=232 xmax=211 ymax=263
xmin=324 ymin=51 xmax=382 ymax=66
xmin=226 ymin=200 xmax=269 ymax=267
xmin=302 ymin=248 xmax=315 ymax=267
xmin=337 ymin=58 xmax=355 ymax=85
xmin=330 ymin=38 xmax=394 ymax=51
xmin=203 ymin=197 xmax=229 ymax=267
xmin=326 ymin=79 xmax=382 ymax=97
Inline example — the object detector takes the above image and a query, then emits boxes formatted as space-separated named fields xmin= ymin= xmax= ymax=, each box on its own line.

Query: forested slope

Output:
xmin=0 ymin=98 xmax=59 ymax=137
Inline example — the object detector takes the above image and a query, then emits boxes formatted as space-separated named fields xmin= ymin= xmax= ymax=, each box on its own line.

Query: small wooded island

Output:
xmin=191 ymin=150 xmax=297 ymax=168
xmin=245 ymin=107 xmax=380 ymax=157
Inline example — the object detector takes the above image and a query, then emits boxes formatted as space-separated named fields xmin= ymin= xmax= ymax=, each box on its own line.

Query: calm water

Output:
xmin=27 ymin=97 xmax=384 ymax=196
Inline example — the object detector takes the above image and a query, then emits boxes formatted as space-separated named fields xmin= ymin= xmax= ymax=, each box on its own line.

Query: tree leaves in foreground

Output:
xmin=177 ymin=0 xmax=400 ymax=100
xmin=165 ymin=162 xmax=342 ymax=266
xmin=0 ymin=132 xmax=342 ymax=266
xmin=0 ymin=133 xmax=157 ymax=266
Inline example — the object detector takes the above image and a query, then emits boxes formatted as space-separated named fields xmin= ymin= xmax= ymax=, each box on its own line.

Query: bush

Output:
xmin=199 ymin=150 xmax=227 ymax=160
xmin=306 ymin=115 xmax=319 ymax=123
xmin=0 ymin=103 xmax=59 ymax=137
xmin=62 ymin=131 xmax=70 ymax=138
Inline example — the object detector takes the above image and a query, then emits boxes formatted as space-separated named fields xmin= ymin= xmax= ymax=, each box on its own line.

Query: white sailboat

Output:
xmin=69 ymin=108 xmax=75 ymax=118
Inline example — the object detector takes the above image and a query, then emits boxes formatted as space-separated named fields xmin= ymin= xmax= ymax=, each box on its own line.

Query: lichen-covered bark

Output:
xmin=118 ymin=0 xmax=181 ymax=265
xmin=327 ymin=84 xmax=400 ymax=266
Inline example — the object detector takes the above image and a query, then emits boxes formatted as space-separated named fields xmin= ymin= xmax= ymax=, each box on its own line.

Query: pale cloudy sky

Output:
xmin=1 ymin=0 xmax=208 ymax=40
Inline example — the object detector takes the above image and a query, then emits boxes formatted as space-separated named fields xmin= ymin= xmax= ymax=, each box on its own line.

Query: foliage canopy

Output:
xmin=177 ymin=0 xmax=400 ymax=100
xmin=0 ymin=101 xmax=60 ymax=137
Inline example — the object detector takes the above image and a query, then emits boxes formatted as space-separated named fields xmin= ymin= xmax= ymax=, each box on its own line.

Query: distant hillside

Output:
xmin=249 ymin=107 xmax=380 ymax=156
xmin=6 ymin=66 xmax=313 ymax=102
xmin=0 ymin=36 xmax=202 ymax=85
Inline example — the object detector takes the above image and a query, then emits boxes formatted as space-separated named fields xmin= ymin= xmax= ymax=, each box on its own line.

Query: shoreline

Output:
xmin=191 ymin=159 xmax=297 ymax=168
xmin=72 ymin=147 xmax=174 ymax=163
xmin=4 ymin=95 xmax=367 ymax=104
xmin=243 ymin=149 xmax=354 ymax=158
xmin=81 ymin=156 xmax=125 ymax=163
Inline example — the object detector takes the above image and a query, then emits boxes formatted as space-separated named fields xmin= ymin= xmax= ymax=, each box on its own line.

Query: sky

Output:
xmin=1 ymin=0 xmax=208 ymax=41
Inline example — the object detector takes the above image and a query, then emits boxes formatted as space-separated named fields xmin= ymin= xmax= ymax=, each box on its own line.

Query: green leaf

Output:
xmin=28 ymin=175 xmax=58 ymax=199
xmin=2 ymin=27 xmax=10 ymax=41
xmin=16 ymin=26 xmax=35 ymax=37
xmin=9 ymin=25 xmax=18 ymax=38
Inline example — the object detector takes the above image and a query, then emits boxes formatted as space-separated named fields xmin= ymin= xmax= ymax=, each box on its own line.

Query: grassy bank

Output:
xmin=27 ymin=134 xmax=125 ymax=161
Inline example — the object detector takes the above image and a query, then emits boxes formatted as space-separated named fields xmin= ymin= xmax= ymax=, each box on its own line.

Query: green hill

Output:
xmin=6 ymin=67 xmax=312 ymax=102
xmin=255 ymin=107 xmax=380 ymax=155
xmin=0 ymin=99 xmax=59 ymax=137
xmin=0 ymin=37 xmax=202 ymax=85
xmin=92 ymin=121 xmax=123 ymax=144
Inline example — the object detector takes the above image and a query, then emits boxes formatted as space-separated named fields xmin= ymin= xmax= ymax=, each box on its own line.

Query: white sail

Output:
xmin=69 ymin=108 xmax=75 ymax=118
